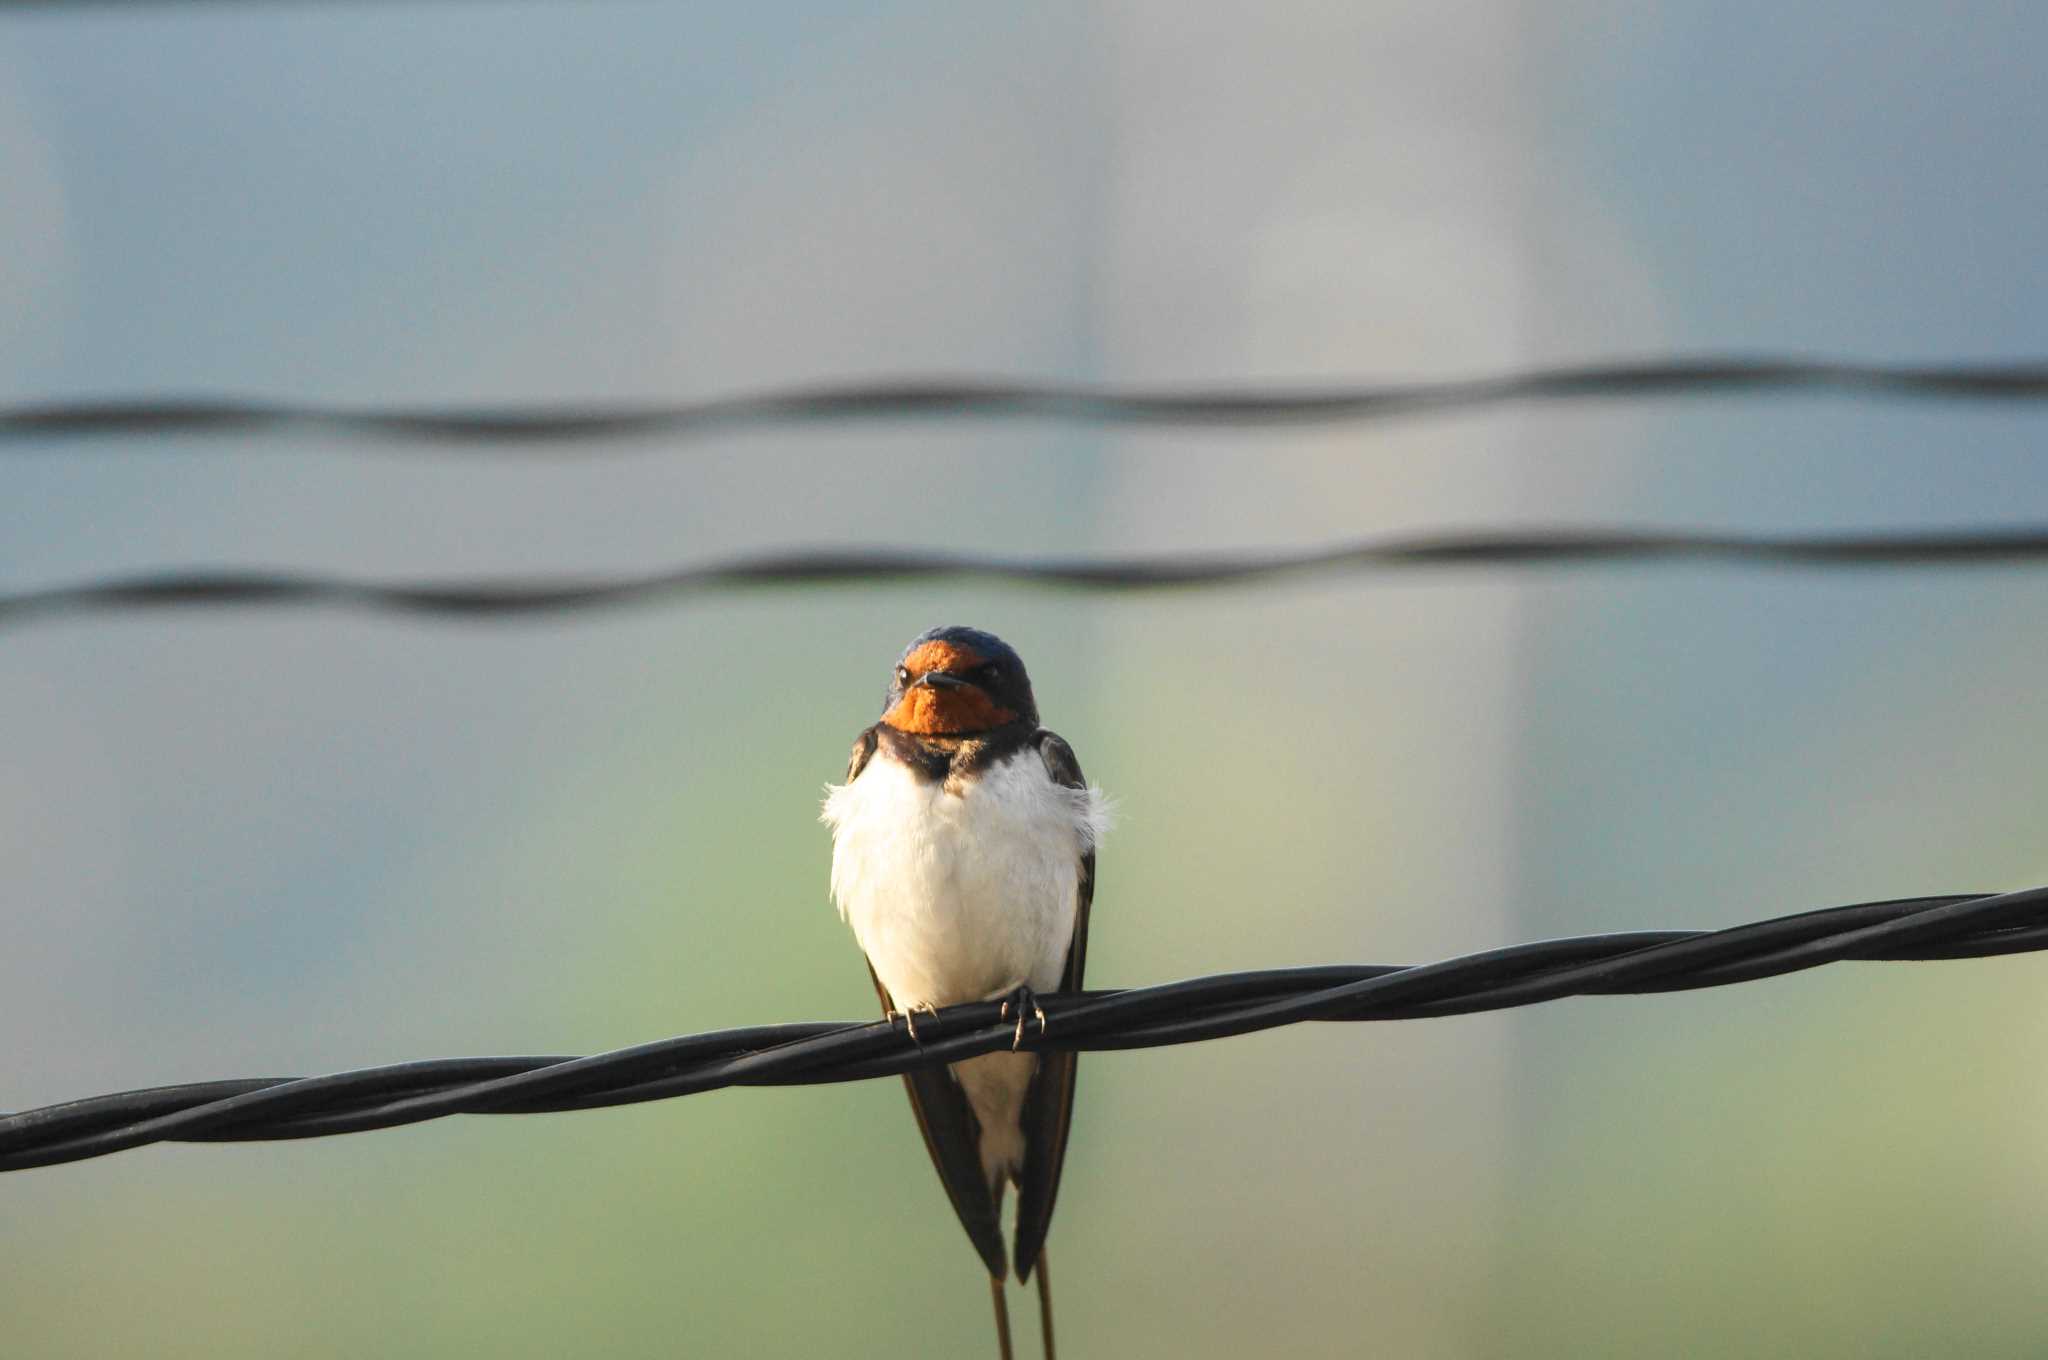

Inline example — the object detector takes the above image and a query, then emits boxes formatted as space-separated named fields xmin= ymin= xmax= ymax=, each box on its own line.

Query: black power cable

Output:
xmin=5 ymin=886 xmax=2041 ymax=1174
xmin=5 ymin=356 xmax=2046 ymax=452
xmin=4 ymin=526 xmax=2045 ymax=631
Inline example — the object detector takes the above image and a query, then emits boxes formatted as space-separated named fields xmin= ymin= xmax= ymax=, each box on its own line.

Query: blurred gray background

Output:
xmin=3 ymin=3 xmax=2046 ymax=1356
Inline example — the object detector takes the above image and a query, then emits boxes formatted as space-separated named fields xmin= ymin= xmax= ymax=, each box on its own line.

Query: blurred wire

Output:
xmin=4 ymin=886 xmax=2042 ymax=1172
xmin=5 ymin=355 xmax=2047 ymax=452
xmin=5 ymin=526 xmax=2046 ymax=630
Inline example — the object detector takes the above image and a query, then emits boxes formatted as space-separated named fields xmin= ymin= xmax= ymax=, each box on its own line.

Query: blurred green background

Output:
xmin=4 ymin=3 xmax=2047 ymax=1356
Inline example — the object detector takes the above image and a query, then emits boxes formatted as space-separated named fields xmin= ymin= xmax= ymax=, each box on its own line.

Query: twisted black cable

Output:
xmin=5 ymin=355 xmax=2047 ymax=451
xmin=6 ymin=526 xmax=2048 ymax=631
xmin=5 ymin=886 xmax=2042 ymax=1173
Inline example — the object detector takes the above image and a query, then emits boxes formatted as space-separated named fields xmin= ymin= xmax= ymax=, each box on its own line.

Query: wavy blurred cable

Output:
xmin=5 ymin=355 xmax=2048 ymax=452
xmin=4 ymin=526 xmax=2046 ymax=630
xmin=3 ymin=886 xmax=2041 ymax=1173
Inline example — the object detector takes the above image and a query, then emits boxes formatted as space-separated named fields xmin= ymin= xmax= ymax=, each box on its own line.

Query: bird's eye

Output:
xmin=895 ymin=666 xmax=911 ymax=687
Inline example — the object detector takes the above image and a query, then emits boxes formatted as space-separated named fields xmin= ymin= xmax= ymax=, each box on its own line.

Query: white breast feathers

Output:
xmin=822 ymin=743 xmax=1111 ymax=1189
xmin=821 ymin=747 xmax=1109 ymax=1012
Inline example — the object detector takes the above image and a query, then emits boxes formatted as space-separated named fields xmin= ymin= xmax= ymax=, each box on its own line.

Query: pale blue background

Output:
xmin=3 ymin=4 xmax=2045 ymax=1356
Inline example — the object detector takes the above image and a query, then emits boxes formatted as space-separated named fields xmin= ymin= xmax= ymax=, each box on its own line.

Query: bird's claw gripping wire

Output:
xmin=999 ymin=986 xmax=1048 ymax=1051
xmin=888 ymin=1004 xmax=941 ymax=1045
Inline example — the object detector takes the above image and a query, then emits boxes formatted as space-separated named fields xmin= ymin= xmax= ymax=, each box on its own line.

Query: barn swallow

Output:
xmin=822 ymin=626 xmax=1110 ymax=1360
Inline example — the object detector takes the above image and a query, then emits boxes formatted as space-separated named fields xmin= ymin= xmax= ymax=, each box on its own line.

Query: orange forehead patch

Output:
xmin=883 ymin=684 xmax=1016 ymax=736
xmin=900 ymin=640 xmax=986 ymax=677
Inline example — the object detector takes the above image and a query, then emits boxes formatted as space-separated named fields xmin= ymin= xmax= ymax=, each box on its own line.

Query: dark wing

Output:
xmin=1011 ymin=729 xmax=1093 ymax=1282
xmin=844 ymin=726 xmax=878 ymax=783
xmin=867 ymin=964 xmax=1009 ymax=1279
xmin=845 ymin=725 xmax=1009 ymax=1278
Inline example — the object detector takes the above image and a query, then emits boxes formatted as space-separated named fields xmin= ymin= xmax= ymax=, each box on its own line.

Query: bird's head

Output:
xmin=879 ymin=626 xmax=1038 ymax=736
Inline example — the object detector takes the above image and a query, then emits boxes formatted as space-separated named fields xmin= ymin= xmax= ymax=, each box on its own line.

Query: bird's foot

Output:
xmin=998 ymin=985 xmax=1048 ymax=1051
xmin=890 ymin=1003 xmax=940 ymax=1044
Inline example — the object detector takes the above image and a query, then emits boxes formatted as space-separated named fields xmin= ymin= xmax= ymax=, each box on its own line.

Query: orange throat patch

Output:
xmin=883 ymin=684 xmax=1016 ymax=735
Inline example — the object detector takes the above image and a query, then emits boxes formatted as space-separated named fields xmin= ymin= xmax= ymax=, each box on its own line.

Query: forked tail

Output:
xmin=989 ymin=1276 xmax=1014 ymax=1360
xmin=1035 ymin=1248 xmax=1056 ymax=1360
xmin=987 ymin=1251 xmax=1056 ymax=1360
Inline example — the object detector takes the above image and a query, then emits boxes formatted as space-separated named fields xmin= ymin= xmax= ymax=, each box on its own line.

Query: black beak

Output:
xmin=915 ymin=671 xmax=971 ymax=691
